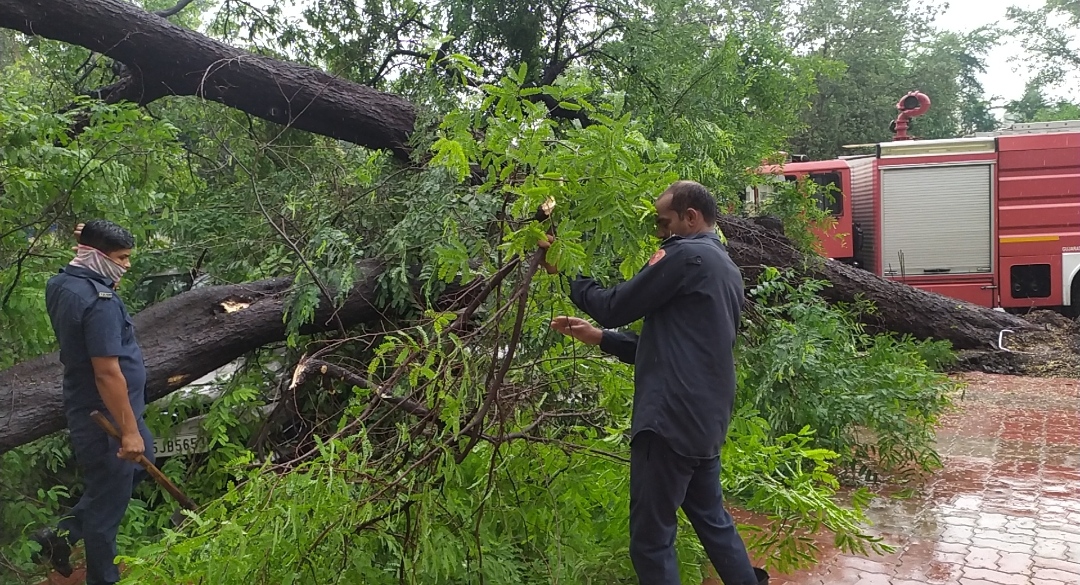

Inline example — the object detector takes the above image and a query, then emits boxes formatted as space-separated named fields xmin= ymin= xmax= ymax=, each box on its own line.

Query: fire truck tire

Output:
xmin=1066 ymin=277 xmax=1080 ymax=319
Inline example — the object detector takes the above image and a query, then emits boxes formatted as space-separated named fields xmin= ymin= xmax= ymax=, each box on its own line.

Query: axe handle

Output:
xmin=89 ymin=411 xmax=198 ymax=511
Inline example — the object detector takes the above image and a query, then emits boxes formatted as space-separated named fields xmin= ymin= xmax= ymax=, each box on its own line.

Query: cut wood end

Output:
xmin=168 ymin=374 xmax=188 ymax=386
xmin=220 ymin=299 xmax=251 ymax=313
xmin=289 ymin=358 xmax=308 ymax=391
xmin=541 ymin=197 xmax=556 ymax=216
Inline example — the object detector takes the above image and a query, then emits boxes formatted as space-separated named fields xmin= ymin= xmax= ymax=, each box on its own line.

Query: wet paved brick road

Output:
xmin=757 ymin=373 xmax=1080 ymax=585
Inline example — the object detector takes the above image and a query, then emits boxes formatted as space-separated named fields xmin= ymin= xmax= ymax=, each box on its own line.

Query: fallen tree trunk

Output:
xmin=719 ymin=216 xmax=1034 ymax=350
xmin=0 ymin=217 xmax=1034 ymax=452
xmin=0 ymin=0 xmax=418 ymax=159
xmin=0 ymin=260 xmax=393 ymax=453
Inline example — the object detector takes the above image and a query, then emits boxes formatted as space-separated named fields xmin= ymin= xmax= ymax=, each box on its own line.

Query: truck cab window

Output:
xmin=809 ymin=172 xmax=843 ymax=217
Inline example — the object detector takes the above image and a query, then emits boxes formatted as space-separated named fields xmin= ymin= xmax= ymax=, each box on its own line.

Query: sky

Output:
xmin=933 ymin=0 xmax=1079 ymax=109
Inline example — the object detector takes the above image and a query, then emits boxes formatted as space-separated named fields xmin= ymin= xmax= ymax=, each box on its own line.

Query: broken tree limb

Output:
xmin=717 ymin=215 xmax=1035 ymax=350
xmin=0 ymin=216 xmax=1034 ymax=453
xmin=0 ymin=260 xmax=398 ymax=453
xmin=0 ymin=0 xmax=418 ymax=159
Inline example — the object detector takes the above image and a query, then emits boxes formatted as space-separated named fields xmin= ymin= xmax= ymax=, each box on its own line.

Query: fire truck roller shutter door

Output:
xmin=879 ymin=164 xmax=993 ymax=276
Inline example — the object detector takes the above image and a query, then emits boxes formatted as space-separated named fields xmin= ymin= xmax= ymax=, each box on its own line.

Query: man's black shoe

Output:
xmin=754 ymin=567 xmax=770 ymax=585
xmin=29 ymin=528 xmax=73 ymax=577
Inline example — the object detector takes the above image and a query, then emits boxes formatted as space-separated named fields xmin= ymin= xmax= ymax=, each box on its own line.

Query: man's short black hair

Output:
xmin=79 ymin=219 xmax=135 ymax=254
xmin=665 ymin=180 xmax=717 ymax=224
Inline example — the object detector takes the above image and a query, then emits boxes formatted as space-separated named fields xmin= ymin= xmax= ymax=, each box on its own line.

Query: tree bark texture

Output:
xmin=0 ymin=260 xmax=390 ymax=453
xmin=718 ymin=216 xmax=1033 ymax=350
xmin=0 ymin=0 xmax=418 ymax=158
xmin=0 ymin=217 xmax=1035 ymax=452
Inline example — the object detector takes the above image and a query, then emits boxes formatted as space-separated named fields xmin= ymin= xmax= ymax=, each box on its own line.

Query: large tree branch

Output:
xmin=0 ymin=215 xmax=1035 ymax=453
xmin=715 ymin=216 xmax=1034 ymax=349
xmin=0 ymin=260 xmax=477 ymax=453
xmin=0 ymin=0 xmax=418 ymax=159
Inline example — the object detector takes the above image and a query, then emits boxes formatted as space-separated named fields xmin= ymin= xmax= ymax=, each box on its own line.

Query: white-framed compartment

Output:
xmin=1063 ymin=253 xmax=1080 ymax=306
xmin=878 ymin=163 xmax=994 ymax=277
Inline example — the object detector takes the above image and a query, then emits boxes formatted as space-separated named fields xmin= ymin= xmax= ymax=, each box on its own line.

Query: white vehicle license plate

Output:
xmin=154 ymin=433 xmax=210 ymax=458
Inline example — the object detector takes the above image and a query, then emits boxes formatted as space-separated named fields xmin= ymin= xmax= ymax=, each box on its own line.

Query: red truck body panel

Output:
xmin=754 ymin=161 xmax=857 ymax=261
xmin=753 ymin=123 xmax=1080 ymax=309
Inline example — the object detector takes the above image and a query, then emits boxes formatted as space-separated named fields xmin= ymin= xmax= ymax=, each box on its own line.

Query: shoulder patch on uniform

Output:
xmin=648 ymin=248 xmax=666 ymax=266
xmin=88 ymin=279 xmax=114 ymax=300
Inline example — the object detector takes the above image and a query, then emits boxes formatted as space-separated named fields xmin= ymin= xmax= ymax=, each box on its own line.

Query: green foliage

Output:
xmin=747 ymin=172 xmax=836 ymax=254
xmin=721 ymin=411 xmax=885 ymax=570
xmin=1033 ymin=101 xmax=1080 ymax=122
xmin=101 ymin=71 xmax=951 ymax=585
xmin=738 ymin=268 xmax=959 ymax=481
xmin=1007 ymin=0 xmax=1080 ymax=86
xmin=0 ymin=435 xmax=74 ymax=579
xmin=599 ymin=4 xmax=820 ymax=204
xmin=114 ymin=410 xmax=892 ymax=584
xmin=783 ymin=0 xmax=1000 ymax=157
xmin=0 ymin=65 xmax=192 ymax=367
xmin=428 ymin=63 xmax=680 ymax=283
xmin=1006 ymin=80 xmax=1080 ymax=123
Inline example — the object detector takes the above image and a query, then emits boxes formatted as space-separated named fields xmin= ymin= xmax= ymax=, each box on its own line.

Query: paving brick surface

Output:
xmin=753 ymin=373 xmax=1080 ymax=585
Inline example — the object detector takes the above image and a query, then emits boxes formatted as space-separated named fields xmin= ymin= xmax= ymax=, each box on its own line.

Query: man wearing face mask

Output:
xmin=30 ymin=219 xmax=154 ymax=585
xmin=542 ymin=181 xmax=768 ymax=585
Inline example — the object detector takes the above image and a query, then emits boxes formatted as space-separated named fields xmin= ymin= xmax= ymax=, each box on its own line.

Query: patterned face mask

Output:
xmin=70 ymin=245 xmax=127 ymax=285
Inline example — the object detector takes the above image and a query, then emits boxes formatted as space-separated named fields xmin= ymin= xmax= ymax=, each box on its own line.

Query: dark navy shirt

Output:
xmin=569 ymin=232 xmax=743 ymax=458
xmin=45 ymin=266 xmax=147 ymax=424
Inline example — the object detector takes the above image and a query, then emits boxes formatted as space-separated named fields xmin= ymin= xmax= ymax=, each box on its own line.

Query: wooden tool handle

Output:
xmin=89 ymin=410 xmax=198 ymax=511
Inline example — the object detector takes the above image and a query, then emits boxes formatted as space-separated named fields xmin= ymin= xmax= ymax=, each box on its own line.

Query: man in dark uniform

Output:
xmin=31 ymin=220 xmax=154 ymax=585
xmin=544 ymin=181 xmax=768 ymax=585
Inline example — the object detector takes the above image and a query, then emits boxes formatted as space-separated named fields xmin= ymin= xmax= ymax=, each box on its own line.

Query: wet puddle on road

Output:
xmin=739 ymin=373 xmax=1080 ymax=585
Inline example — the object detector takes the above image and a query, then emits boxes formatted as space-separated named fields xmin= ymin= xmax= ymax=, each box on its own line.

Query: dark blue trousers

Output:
xmin=59 ymin=416 xmax=154 ymax=585
xmin=629 ymin=431 xmax=758 ymax=585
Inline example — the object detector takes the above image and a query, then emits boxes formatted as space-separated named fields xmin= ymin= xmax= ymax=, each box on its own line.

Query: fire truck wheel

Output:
xmin=1067 ymin=278 xmax=1080 ymax=319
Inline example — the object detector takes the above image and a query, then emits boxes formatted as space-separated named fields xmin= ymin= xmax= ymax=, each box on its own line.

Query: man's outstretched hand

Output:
xmin=550 ymin=316 xmax=602 ymax=346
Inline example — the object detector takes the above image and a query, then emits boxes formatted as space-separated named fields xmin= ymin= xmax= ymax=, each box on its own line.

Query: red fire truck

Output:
xmin=747 ymin=92 xmax=1080 ymax=311
xmin=747 ymin=158 xmax=864 ymax=262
